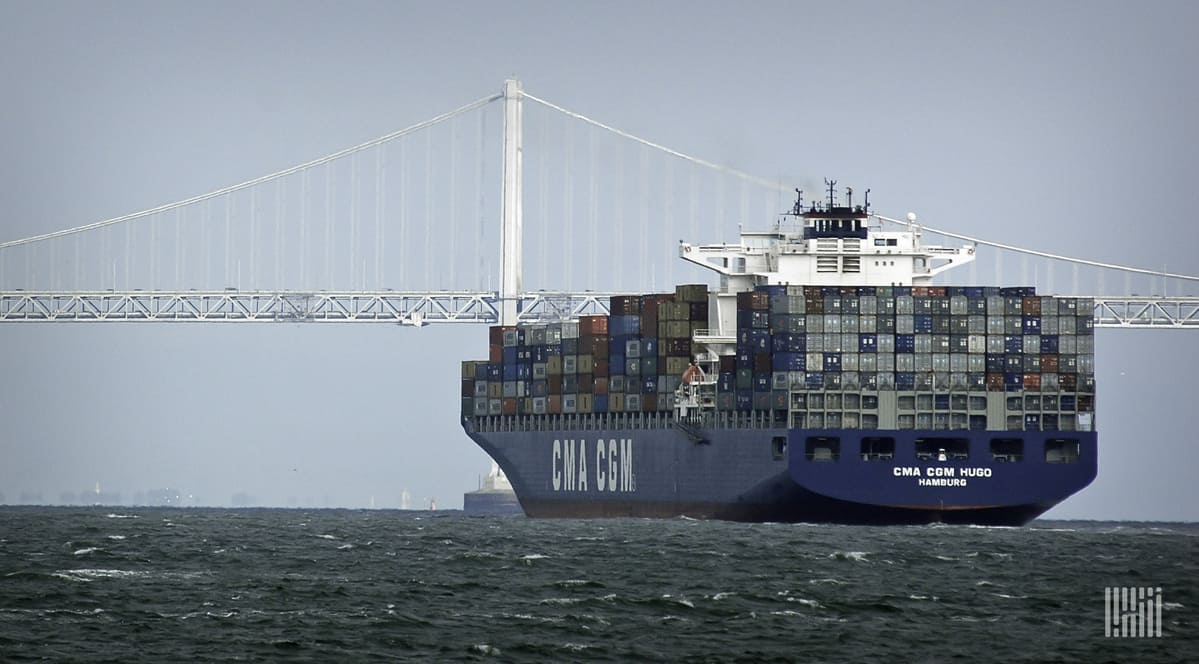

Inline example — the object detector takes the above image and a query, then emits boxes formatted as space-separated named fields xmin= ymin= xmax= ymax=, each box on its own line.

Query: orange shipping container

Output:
xmin=579 ymin=315 xmax=609 ymax=336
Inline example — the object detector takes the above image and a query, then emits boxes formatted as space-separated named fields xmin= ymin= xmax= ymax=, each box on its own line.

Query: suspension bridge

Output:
xmin=1 ymin=80 xmax=1196 ymax=328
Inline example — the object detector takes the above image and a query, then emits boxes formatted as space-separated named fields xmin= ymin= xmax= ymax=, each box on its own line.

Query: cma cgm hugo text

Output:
xmin=460 ymin=187 xmax=1097 ymax=525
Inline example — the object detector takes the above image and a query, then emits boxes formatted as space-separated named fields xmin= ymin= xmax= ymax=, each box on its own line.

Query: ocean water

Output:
xmin=0 ymin=508 xmax=1194 ymax=662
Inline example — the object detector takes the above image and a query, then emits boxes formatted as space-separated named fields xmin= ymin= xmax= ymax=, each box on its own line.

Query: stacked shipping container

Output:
xmin=463 ymin=284 xmax=1096 ymax=432
xmin=462 ymin=285 xmax=709 ymax=417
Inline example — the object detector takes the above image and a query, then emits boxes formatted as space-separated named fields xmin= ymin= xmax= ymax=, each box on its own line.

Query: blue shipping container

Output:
xmin=772 ymin=352 xmax=806 ymax=372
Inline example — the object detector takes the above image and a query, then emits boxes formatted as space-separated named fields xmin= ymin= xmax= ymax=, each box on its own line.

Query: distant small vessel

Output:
xmin=463 ymin=462 xmax=523 ymax=515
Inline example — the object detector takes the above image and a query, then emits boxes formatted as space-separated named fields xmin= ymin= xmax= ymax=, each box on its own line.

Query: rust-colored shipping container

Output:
xmin=579 ymin=315 xmax=609 ymax=336
xmin=986 ymin=373 xmax=1005 ymax=391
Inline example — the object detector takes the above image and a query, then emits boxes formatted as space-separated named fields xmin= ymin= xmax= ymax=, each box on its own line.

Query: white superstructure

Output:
xmin=679 ymin=182 xmax=976 ymax=340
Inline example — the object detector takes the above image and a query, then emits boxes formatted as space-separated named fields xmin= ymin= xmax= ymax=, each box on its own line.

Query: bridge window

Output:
xmin=1045 ymin=438 xmax=1081 ymax=463
xmin=805 ymin=436 xmax=840 ymax=462
xmin=860 ymin=436 xmax=895 ymax=461
xmin=772 ymin=436 xmax=787 ymax=460
xmin=915 ymin=437 xmax=969 ymax=461
xmin=990 ymin=438 xmax=1024 ymax=462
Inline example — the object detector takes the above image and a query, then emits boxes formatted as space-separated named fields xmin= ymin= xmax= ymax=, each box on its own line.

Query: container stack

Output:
xmin=462 ymin=284 xmax=711 ymax=417
xmin=712 ymin=285 xmax=1096 ymax=431
xmin=464 ymin=283 xmax=1095 ymax=432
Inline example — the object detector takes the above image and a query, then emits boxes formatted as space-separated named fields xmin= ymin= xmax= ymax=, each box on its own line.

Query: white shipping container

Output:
xmin=968 ymin=334 xmax=986 ymax=354
xmin=987 ymin=335 xmax=1005 ymax=353
xmin=824 ymin=333 xmax=843 ymax=352
xmin=915 ymin=335 xmax=933 ymax=353
xmin=877 ymin=334 xmax=895 ymax=353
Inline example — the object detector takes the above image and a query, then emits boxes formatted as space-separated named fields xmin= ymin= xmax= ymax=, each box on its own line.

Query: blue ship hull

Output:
xmin=462 ymin=418 xmax=1097 ymax=525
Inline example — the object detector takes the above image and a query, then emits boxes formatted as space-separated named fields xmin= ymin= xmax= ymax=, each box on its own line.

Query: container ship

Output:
xmin=460 ymin=184 xmax=1097 ymax=525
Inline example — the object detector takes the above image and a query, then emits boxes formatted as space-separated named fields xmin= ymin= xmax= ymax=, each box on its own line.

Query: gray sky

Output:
xmin=1 ymin=1 xmax=1197 ymax=518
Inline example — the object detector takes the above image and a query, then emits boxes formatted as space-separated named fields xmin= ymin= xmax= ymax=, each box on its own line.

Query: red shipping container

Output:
xmin=1023 ymin=373 xmax=1042 ymax=391
xmin=579 ymin=315 xmax=609 ymax=336
xmin=502 ymin=398 xmax=518 ymax=416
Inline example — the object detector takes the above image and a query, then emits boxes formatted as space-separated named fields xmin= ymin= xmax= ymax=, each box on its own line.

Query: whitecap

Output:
xmin=807 ymin=577 xmax=848 ymax=585
xmin=106 ymin=513 xmax=137 ymax=519
xmin=770 ymin=609 xmax=805 ymax=617
xmin=662 ymin=595 xmax=694 ymax=608
xmin=539 ymin=597 xmax=582 ymax=605
xmin=787 ymin=597 xmax=821 ymax=608
xmin=1164 ymin=602 xmax=1184 ymax=610
xmin=316 ymin=534 xmax=337 ymax=540
xmin=562 ymin=643 xmax=592 ymax=652
xmin=337 ymin=544 xmax=354 ymax=550
xmin=51 ymin=572 xmax=92 ymax=583
xmin=106 ymin=535 xmax=126 ymax=541
xmin=711 ymin=592 xmax=734 ymax=601
xmin=58 ymin=568 xmax=146 ymax=580
xmin=993 ymin=593 xmax=1028 ymax=599
xmin=829 ymin=551 xmax=869 ymax=562
xmin=73 ymin=547 xmax=99 ymax=556
xmin=933 ymin=555 xmax=956 ymax=562
xmin=470 ymin=644 xmax=501 ymax=656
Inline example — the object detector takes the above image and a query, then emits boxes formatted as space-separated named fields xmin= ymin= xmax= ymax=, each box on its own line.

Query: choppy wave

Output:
xmin=0 ymin=508 xmax=1193 ymax=662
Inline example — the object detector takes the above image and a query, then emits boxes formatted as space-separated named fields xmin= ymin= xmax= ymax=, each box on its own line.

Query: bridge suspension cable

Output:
xmin=524 ymin=91 xmax=1198 ymax=286
xmin=876 ymin=215 xmax=1199 ymax=282
xmin=522 ymin=92 xmax=787 ymax=194
xmin=0 ymin=92 xmax=502 ymax=250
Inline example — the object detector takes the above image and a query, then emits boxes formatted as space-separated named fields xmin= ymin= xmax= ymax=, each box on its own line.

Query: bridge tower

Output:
xmin=500 ymin=79 xmax=523 ymax=325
